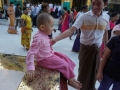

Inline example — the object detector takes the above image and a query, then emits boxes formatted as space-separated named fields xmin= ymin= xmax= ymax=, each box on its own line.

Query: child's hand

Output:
xmin=26 ymin=70 xmax=35 ymax=81
xmin=50 ymin=38 xmax=57 ymax=46
xmin=96 ymin=72 xmax=103 ymax=82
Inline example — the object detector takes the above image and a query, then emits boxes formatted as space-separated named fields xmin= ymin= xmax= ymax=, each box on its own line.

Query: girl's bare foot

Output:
xmin=68 ymin=78 xmax=82 ymax=89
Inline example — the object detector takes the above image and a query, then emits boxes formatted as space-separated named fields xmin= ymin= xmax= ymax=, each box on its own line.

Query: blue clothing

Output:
xmin=72 ymin=30 xmax=80 ymax=52
xmin=98 ymin=74 xmax=120 ymax=90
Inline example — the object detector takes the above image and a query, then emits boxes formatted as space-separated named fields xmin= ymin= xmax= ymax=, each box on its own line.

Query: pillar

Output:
xmin=62 ymin=0 xmax=70 ymax=10
xmin=86 ymin=0 xmax=91 ymax=10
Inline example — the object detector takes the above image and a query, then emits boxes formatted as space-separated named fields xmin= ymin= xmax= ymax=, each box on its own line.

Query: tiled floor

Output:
xmin=0 ymin=69 xmax=24 ymax=90
xmin=0 ymin=21 xmax=113 ymax=90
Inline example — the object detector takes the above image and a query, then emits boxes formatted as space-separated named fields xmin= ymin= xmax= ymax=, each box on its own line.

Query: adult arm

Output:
xmin=54 ymin=15 xmax=84 ymax=41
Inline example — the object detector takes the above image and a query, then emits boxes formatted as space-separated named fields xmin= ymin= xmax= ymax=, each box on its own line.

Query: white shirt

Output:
xmin=58 ymin=5 xmax=61 ymax=11
xmin=36 ymin=6 xmax=40 ymax=14
xmin=13 ymin=6 xmax=16 ymax=12
xmin=76 ymin=11 xmax=83 ymax=19
xmin=73 ymin=10 xmax=110 ymax=47
xmin=49 ymin=3 xmax=53 ymax=9
xmin=27 ymin=4 xmax=30 ymax=7
xmin=38 ymin=4 xmax=41 ymax=10
xmin=28 ymin=10 xmax=31 ymax=16
xmin=53 ymin=5 xmax=56 ymax=11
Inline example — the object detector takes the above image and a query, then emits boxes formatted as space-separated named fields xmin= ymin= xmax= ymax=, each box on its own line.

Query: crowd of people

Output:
xmin=4 ymin=0 xmax=120 ymax=90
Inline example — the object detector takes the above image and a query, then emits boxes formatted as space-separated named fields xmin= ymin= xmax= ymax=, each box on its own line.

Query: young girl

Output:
xmin=26 ymin=13 xmax=82 ymax=89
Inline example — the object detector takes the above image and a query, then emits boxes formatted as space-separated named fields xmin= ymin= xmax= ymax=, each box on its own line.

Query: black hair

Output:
xmin=82 ymin=5 xmax=88 ymax=10
xmin=17 ymin=3 xmax=20 ymax=7
xmin=63 ymin=7 xmax=67 ymax=11
xmin=67 ymin=10 xmax=70 ymax=14
xmin=71 ymin=8 xmax=74 ymax=12
xmin=23 ymin=7 xmax=28 ymax=11
xmin=79 ymin=7 xmax=83 ymax=11
xmin=110 ymin=12 xmax=119 ymax=18
xmin=10 ymin=2 xmax=14 ymax=5
xmin=109 ymin=9 xmax=114 ymax=13
xmin=36 ymin=13 xmax=52 ymax=28
xmin=116 ymin=18 xmax=120 ymax=25
xmin=41 ymin=3 xmax=48 ymax=11
xmin=91 ymin=0 xmax=108 ymax=3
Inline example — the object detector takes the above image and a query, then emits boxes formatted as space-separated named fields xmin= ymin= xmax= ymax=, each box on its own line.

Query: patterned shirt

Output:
xmin=73 ymin=10 xmax=110 ymax=47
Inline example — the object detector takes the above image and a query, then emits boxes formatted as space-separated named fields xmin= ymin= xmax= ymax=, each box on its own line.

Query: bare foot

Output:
xmin=68 ymin=78 xmax=82 ymax=89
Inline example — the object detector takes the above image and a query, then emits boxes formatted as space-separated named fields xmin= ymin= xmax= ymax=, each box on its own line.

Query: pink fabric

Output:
xmin=110 ymin=21 xmax=115 ymax=30
xmin=36 ymin=52 xmax=76 ymax=79
xmin=111 ymin=24 xmax=120 ymax=38
xmin=26 ymin=31 xmax=54 ymax=71
xmin=61 ymin=12 xmax=69 ymax=32
xmin=26 ymin=30 xmax=76 ymax=80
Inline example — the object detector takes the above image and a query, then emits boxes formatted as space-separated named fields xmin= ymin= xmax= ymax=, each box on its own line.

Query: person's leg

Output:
xmin=112 ymin=81 xmax=120 ymax=90
xmin=78 ymin=44 xmax=98 ymax=90
xmin=98 ymin=74 xmax=113 ymax=90
xmin=15 ymin=19 xmax=18 ymax=31
xmin=37 ymin=53 xmax=81 ymax=89
xmin=25 ymin=29 xmax=32 ymax=50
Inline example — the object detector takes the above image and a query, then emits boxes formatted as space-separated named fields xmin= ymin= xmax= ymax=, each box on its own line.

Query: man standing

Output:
xmin=15 ymin=3 xmax=22 ymax=31
xmin=51 ymin=0 xmax=109 ymax=90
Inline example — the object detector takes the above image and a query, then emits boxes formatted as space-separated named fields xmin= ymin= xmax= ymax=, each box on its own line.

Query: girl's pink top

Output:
xmin=26 ymin=31 xmax=54 ymax=71
xmin=110 ymin=21 xmax=115 ymax=30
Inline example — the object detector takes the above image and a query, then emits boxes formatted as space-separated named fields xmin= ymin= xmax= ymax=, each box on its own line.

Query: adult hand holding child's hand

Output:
xmin=26 ymin=70 xmax=35 ymax=82
xmin=50 ymin=38 xmax=57 ymax=46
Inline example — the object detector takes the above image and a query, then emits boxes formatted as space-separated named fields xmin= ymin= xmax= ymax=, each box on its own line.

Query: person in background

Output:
xmin=38 ymin=2 xmax=42 ymax=10
xmin=32 ymin=4 xmax=38 ymax=27
xmin=7 ymin=2 xmax=17 ymax=34
xmin=108 ymin=12 xmax=119 ymax=39
xmin=73 ymin=7 xmax=77 ymax=22
xmin=15 ymin=3 xmax=22 ymax=31
xmin=4 ymin=4 xmax=8 ymax=20
xmin=72 ymin=5 xmax=88 ymax=52
xmin=40 ymin=3 xmax=55 ymax=39
xmin=96 ymin=35 xmax=120 ymax=90
xmin=49 ymin=2 xmax=53 ymax=10
xmin=107 ymin=8 xmax=114 ymax=16
xmin=28 ymin=7 xmax=32 ymax=16
xmin=100 ymin=12 xmax=119 ymax=58
xmin=67 ymin=10 xmax=70 ymax=28
xmin=30 ymin=3 xmax=34 ymax=20
xmin=58 ymin=3 xmax=61 ymax=18
xmin=61 ymin=7 xmax=69 ymax=33
xmin=21 ymin=7 xmax=32 ymax=50
xmin=58 ymin=15 xmax=63 ymax=33
xmin=111 ymin=18 xmax=120 ymax=38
